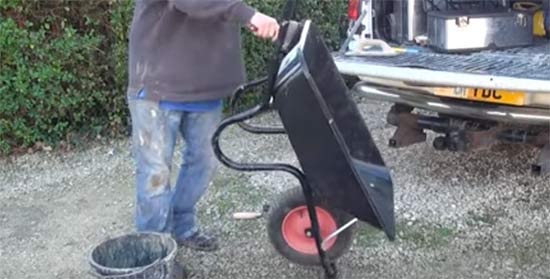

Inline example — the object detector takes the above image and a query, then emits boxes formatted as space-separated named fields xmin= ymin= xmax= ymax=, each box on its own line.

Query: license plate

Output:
xmin=433 ymin=87 xmax=526 ymax=106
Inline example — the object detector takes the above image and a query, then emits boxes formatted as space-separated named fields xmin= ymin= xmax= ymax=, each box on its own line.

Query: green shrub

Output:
xmin=0 ymin=0 xmax=347 ymax=154
xmin=0 ymin=16 xmax=108 ymax=153
xmin=0 ymin=1 xmax=130 ymax=153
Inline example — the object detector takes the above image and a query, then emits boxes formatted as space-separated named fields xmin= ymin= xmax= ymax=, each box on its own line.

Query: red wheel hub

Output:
xmin=281 ymin=206 xmax=338 ymax=255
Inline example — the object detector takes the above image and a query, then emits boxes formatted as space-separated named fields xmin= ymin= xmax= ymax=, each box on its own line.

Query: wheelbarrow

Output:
xmin=211 ymin=6 xmax=396 ymax=278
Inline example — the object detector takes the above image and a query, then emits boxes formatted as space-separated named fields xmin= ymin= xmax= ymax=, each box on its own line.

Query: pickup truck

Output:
xmin=335 ymin=0 xmax=550 ymax=175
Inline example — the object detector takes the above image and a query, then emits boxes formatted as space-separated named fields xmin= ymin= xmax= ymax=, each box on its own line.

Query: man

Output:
xmin=126 ymin=0 xmax=280 ymax=252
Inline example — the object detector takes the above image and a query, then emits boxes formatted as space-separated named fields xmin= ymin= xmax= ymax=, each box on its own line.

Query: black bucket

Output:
xmin=88 ymin=232 xmax=177 ymax=279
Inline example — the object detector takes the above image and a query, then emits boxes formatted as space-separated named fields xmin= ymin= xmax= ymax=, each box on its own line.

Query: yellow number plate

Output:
xmin=433 ymin=88 xmax=526 ymax=106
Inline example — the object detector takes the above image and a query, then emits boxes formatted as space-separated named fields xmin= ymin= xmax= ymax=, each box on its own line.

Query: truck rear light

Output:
xmin=348 ymin=0 xmax=361 ymax=20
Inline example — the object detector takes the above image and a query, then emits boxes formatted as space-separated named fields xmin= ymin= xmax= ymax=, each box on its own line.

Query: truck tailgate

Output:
xmin=334 ymin=40 xmax=550 ymax=92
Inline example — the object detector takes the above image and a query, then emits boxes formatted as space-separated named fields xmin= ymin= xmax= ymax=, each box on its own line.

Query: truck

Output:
xmin=335 ymin=0 xmax=550 ymax=175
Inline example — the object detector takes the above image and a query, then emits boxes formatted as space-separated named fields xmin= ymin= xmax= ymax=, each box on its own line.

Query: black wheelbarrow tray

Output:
xmin=212 ymin=20 xmax=395 ymax=279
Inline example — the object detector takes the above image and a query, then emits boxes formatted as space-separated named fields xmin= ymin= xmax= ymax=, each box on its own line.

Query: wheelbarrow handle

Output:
xmin=237 ymin=118 xmax=286 ymax=135
xmin=228 ymin=20 xmax=304 ymax=135
xmin=212 ymin=103 xmax=302 ymax=178
xmin=212 ymin=18 xmax=307 ymax=172
xmin=228 ymin=77 xmax=286 ymax=135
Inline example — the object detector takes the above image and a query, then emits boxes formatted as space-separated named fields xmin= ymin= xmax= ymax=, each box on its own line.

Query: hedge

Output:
xmin=0 ymin=0 xmax=347 ymax=154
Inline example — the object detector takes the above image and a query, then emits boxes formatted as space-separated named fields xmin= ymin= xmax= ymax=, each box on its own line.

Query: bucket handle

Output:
xmin=88 ymin=258 xmax=166 ymax=279
xmin=87 ymin=232 xmax=178 ymax=279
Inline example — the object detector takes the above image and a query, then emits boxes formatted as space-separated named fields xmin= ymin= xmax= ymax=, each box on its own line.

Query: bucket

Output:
xmin=88 ymin=232 xmax=178 ymax=279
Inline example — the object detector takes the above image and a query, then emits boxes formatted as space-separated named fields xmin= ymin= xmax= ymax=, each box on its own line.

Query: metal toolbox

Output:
xmin=390 ymin=0 xmax=427 ymax=43
xmin=427 ymin=9 xmax=534 ymax=52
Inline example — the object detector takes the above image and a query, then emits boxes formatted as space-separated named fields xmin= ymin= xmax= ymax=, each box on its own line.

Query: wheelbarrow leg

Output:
xmin=300 ymin=181 xmax=338 ymax=279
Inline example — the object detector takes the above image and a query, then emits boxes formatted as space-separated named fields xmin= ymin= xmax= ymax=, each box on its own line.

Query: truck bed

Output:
xmin=334 ymin=39 xmax=550 ymax=92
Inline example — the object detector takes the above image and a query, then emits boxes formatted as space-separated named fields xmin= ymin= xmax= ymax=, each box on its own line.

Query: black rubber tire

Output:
xmin=267 ymin=187 xmax=356 ymax=266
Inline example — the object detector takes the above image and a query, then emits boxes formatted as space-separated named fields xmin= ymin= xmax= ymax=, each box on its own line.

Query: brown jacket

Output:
xmin=127 ymin=0 xmax=256 ymax=102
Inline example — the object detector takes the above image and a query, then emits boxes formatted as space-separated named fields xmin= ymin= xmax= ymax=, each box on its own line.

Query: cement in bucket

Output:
xmin=88 ymin=232 xmax=177 ymax=279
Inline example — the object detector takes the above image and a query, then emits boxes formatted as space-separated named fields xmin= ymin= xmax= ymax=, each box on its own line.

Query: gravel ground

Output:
xmin=1 ymin=96 xmax=549 ymax=279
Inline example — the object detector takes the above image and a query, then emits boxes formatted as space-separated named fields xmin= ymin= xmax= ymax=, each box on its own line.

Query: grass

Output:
xmin=465 ymin=209 xmax=506 ymax=227
xmin=354 ymin=224 xmax=387 ymax=247
xmin=509 ymin=232 xmax=550 ymax=267
xmin=398 ymin=224 xmax=456 ymax=249
xmin=354 ymin=222 xmax=457 ymax=249
xmin=207 ymin=171 xmax=269 ymax=216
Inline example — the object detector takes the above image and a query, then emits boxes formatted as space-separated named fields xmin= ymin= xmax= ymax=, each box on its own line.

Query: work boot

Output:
xmin=177 ymin=231 xmax=219 ymax=252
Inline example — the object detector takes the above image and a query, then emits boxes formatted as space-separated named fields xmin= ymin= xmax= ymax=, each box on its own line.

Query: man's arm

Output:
xmin=172 ymin=0 xmax=280 ymax=40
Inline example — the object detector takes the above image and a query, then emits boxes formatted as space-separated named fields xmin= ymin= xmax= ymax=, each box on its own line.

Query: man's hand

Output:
xmin=248 ymin=12 xmax=280 ymax=42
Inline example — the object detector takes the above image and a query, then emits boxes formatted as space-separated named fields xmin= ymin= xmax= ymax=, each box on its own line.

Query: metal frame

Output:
xmin=211 ymin=5 xmax=340 ymax=276
xmin=211 ymin=78 xmax=338 ymax=279
xmin=212 ymin=2 xmax=395 ymax=277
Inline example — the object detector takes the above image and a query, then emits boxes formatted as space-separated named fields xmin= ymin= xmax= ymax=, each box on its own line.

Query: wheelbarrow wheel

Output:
xmin=267 ymin=187 xmax=356 ymax=266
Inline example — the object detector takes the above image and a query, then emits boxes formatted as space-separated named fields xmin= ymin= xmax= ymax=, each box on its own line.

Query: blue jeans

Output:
xmin=128 ymin=98 xmax=222 ymax=240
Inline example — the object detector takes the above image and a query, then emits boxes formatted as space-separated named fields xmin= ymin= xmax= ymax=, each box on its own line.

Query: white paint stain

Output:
xmin=138 ymin=62 xmax=149 ymax=81
xmin=150 ymin=109 xmax=157 ymax=118
xmin=151 ymin=143 xmax=159 ymax=151
xmin=139 ymin=133 xmax=145 ymax=146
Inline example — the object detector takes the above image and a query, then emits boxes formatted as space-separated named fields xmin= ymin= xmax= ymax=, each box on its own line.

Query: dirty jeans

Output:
xmin=128 ymin=99 xmax=222 ymax=240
